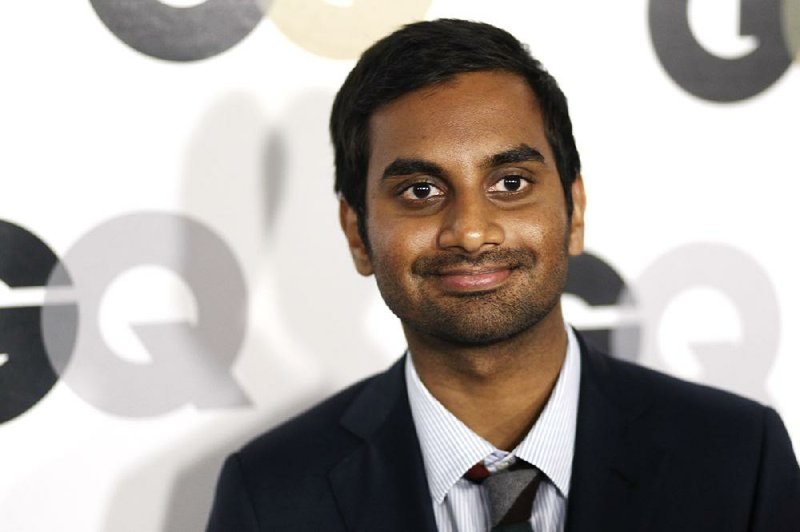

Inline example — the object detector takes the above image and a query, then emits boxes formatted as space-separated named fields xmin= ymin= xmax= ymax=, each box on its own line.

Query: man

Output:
xmin=206 ymin=19 xmax=799 ymax=531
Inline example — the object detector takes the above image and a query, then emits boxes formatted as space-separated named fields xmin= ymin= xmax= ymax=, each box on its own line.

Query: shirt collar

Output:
xmin=513 ymin=325 xmax=581 ymax=495
xmin=406 ymin=324 xmax=581 ymax=503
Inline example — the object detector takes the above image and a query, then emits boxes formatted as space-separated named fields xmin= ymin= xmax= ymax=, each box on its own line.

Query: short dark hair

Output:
xmin=330 ymin=18 xmax=581 ymax=243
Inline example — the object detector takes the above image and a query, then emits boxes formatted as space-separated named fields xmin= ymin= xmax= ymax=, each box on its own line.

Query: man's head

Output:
xmin=331 ymin=19 xmax=586 ymax=348
xmin=330 ymin=18 xmax=581 ymax=247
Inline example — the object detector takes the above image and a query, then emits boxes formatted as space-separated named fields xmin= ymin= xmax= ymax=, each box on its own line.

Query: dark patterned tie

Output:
xmin=465 ymin=459 xmax=542 ymax=532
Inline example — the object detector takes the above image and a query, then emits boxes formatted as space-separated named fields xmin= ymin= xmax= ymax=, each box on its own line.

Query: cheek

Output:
xmin=506 ymin=208 xmax=569 ymax=253
xmin=369 ymin=214 xmax=438 ymax=255
xmin=506 ymin=211 xmax=546 ymax=243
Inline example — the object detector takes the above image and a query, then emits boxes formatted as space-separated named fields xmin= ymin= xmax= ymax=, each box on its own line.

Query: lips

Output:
xmin=434 ymin=266 xmax=513 ymax=293
xmin=412 ymin=249 xmax=534 ymax=294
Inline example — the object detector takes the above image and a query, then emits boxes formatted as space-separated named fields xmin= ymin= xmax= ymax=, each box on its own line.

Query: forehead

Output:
xmin=367 ymin=70 xmax=551 ymax=173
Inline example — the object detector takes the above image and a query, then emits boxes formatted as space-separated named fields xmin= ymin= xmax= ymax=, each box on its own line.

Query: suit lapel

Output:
xmin=329 ymin=357 xmax=438 ymax=532
xmin=566 ymin=339 xmax=668 ymax=532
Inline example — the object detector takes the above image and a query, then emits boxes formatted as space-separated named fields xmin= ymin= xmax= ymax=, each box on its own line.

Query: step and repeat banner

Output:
xmin=1 ymin=1 xmax=798 ymax=531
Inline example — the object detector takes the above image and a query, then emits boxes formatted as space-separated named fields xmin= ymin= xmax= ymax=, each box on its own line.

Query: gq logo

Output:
xmin=649 ymin=0 xmax=800 ymax=101
xmin=0 ymin=214 xmax=249 ymax=423
xmin=0 ymin=219 xmax=782 ymax=423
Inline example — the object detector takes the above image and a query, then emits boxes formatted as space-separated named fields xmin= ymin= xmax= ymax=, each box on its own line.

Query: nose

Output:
xmin=437 ymin=192 xmax=504 ymax=254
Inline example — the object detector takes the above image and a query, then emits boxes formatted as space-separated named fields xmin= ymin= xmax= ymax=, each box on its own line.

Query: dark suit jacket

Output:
xmin=206 ymin=338 xmax=800 ymax=531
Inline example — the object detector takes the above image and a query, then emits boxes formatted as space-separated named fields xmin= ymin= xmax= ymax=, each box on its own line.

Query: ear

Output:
xmin=567 ymin=174 xmax=586 ymax=256
xmin=339 ymin=198 xmax=374 ymax=276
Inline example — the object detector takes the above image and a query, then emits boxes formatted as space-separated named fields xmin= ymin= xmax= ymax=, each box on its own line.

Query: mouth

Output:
xmin=433 ymin=266 xmax=515 ymax=293
xmin=412 ymin=249 xmax=533 ymax=295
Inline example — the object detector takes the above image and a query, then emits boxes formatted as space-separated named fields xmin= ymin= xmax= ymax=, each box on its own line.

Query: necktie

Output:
xmin=465 ymin=459 xmax=542 ymax=532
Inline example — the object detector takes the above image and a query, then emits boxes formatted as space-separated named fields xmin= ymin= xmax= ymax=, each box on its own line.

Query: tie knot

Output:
xmin=464 ymin=462 xmax=492 ymax=483
xmin=464 ymin=458 xmax=542 ymax=530
xmin=463 ymin=455 xmax=531 ymax=483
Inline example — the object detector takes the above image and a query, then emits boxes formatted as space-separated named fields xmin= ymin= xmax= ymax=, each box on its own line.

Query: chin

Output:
xmin=411 ymin=304 xmax=558 ymax=348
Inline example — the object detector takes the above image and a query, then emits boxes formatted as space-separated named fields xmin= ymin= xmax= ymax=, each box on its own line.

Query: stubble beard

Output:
xmin=373 ymin=248 xmax=568 ymax=348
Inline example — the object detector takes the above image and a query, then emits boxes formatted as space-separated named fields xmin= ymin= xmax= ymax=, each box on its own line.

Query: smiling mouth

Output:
xmin=413 ymin=249 xmax=533 ymax=294
xmin=434 ymin=267 xmax=514 ymax=293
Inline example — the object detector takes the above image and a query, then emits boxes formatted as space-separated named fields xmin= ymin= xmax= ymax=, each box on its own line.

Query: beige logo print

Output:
xmin=267 ymin=0 xmax=433 ymax=59
xmin=785 ymin=0 xmax=800 ymax=62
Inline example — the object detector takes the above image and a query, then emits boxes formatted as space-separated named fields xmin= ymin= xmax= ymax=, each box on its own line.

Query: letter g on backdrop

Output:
xmin=649 ymin=0 xmax=800 ymax=102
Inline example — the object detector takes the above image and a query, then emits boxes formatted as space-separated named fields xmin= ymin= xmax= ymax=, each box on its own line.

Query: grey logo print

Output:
xmin=636 ymin=243 xmax=779 ymax=403
xmin=649 ymin=0 xmax=794 ymax=101
xmin=89 ymin=0 xmax=270 ymax=61
xmin=42 ymin=212 xmax=250 ymax=416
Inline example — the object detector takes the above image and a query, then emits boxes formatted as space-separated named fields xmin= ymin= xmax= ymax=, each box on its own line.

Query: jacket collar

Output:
xmin=565 ymin=335 xmax=668 ymax=532
xmin=329 ymin=357 xmax=438 ymax=532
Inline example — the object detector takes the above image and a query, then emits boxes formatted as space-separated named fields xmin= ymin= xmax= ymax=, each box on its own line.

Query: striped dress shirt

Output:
xmin=406 ymin=325 xmax=581 ymax=532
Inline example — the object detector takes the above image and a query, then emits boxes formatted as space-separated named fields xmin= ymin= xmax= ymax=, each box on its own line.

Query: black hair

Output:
xmin=330 ymin=18 xmax=581 ymax=244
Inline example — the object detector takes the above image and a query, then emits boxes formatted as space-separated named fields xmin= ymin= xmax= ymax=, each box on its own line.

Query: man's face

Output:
xmin=340 ymin=70 xmax=585 ymax=347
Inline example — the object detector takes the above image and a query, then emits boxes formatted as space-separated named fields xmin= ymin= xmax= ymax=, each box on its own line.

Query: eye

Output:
xmin=400 ymin=182 xmax=444 ymax=200
xmin=488 ymin=175 xmax=530 ymax=193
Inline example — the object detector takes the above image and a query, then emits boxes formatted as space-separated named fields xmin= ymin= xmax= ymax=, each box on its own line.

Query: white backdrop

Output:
xmin=1 ymin=1 xmax=798 ymax=531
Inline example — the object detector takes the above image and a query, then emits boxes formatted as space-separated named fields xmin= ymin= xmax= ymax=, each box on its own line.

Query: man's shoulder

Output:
xmin=582 ymin=344 xmax=781 ymax=448
xmin=571 ymin=340 xmax=800 ymax=530
xmin=233 ymin=357 xmax=405 ymax=476
xmin=597 ymin=348 xmax=765 ymax=413
xmin=206 ymin=359 xmax=414 ymax=531
xmin=240 ymin=372 xmax=377 ymax=463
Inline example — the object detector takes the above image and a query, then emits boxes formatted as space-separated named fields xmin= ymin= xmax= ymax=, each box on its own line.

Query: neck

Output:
xmin=406 ymin=306 xmax=568 ymax=451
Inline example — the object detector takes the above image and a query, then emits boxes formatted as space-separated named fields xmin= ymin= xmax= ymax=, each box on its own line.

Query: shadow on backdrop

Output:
xmin=101 ymin=89 xmax=395 ymax=531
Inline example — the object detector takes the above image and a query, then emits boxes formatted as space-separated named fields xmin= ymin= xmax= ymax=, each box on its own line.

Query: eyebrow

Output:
xmin=380 ymin=143 xmax=545 ymax=180
xmin=485 ymin=144 xmax=545 ymax=168
xmin=382 ymin=159 xmax=445 ymax=180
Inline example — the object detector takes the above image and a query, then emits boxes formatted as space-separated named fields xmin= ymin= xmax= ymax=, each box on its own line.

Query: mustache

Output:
xmin=411 ymin=249 xmax=536 ymax=276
